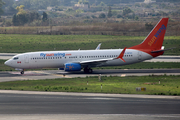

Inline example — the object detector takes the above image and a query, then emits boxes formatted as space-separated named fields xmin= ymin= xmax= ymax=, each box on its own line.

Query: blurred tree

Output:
xmin=28 ymin=11 xmax=40 ymax=23
xmin=135 ymin=16 xmax=139 ymax=21
xmin=91 ymin=15 xmax=97 ymax=18
xmin=13 ymin=8 xmax=40 ymax=26
xmin=78 ymin=0 xmax=83 ymax=4
xmin=76 ymin=9 xmax=84 ymax=14
xmin=99 ymin=2 xmax=106 ymax=6
xmin=117 ymin=14 xmax=122 ymax=18
xmin=107 ymin=6 xmax=112 ymax=18
xmin=0 ymin=0 xmax=5 ymax=15
xmin=123 ymin=8 xmax=132 ymax=16
xmin=3 ymin=0 xmax=14 ymax=7
xmin=42 ymin=12 xmax=48 ymax=21
xmin=4 ymin=6 xmax=17 ymax=15
xmin=99 ymin=13 xmax=106 ymax=18
xmin=12 ymin=14 xmax=18 ymax=26
xmin=16 ymin=5 xmax=26 ymax=15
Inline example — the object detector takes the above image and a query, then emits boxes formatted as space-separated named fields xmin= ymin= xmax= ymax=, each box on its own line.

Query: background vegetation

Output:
xmin=1 ymin=0 xmax=180 ymax=35
xmin=0 ymin=35 xmax=179 ymax=54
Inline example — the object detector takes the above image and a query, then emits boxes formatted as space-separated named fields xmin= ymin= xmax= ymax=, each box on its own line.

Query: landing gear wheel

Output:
xmin=84 ymin=68 xmax=88 ymax=73
xmin=84 ymin=68 xmax=93 ymax=73
xmin=88 ymin=69 xmax=93 ymax=73
xmin=21 ymin=71 xmax=24 ymax=75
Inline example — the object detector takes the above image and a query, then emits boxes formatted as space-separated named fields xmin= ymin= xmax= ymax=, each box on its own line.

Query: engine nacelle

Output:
xmin=64 ymin=63 xmax=81 ymax=71
xmin=58 ymin=68 xmax=64 ymax=70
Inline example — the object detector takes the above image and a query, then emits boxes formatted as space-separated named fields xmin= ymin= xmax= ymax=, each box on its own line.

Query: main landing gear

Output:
xmin=20 ymin=71 xmax=24 ymax=75
xmin=84 ymin=67 xmax=93 ymax=73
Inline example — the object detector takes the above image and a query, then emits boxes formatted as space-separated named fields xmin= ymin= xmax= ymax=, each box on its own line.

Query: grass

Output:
xmin=0 ymin=34 xmax=179 ymax=55
xmin=0 ymin=75 xmax=180 ymax=95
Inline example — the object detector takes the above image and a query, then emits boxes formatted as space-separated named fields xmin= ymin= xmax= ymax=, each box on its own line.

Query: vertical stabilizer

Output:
xmin=129 ymin=18 xmax=168 ymax=51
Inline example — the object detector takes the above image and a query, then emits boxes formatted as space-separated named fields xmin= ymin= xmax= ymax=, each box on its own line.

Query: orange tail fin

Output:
xmin=129 ymin=18 xmax=169 ymax=51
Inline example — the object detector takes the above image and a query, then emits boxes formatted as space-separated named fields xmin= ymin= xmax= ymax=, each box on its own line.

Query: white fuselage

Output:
xmin=5 ymin=49 xmax=153 ymax=70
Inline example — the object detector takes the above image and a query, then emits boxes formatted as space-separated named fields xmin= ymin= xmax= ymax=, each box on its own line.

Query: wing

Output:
xmin=79 ymin=47 xmax=127 ymax=67
xmin=95 ymin=43 xmax=102 ymax=50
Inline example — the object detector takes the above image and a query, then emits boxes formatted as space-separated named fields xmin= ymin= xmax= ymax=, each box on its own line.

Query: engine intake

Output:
xmin=64 ymin=63 xmax=81 ymax=71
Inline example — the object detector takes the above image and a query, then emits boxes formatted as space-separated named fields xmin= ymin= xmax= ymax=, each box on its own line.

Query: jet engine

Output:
xmin=64 ymin=63 xmax=81 ymax=71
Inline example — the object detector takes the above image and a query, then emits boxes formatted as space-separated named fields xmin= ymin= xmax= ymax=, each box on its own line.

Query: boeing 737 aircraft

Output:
xmin=5 ymin=18 xmax=169 ymax=74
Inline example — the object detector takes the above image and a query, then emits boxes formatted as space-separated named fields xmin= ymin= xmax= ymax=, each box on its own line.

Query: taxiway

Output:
xmin=0 ymin=69 xmax=180 ymax=82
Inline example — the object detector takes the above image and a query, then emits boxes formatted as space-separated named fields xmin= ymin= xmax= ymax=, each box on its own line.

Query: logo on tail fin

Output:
xmin=148 ymin=24 xmax=166 ymax=46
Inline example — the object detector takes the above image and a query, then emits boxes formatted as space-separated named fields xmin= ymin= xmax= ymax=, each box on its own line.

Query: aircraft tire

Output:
xmin=21 ymin=71 xmax=24 ymax=74
xmin=88 ymin=69 xmax=93 ymax=73
xmin=84 ymin=68 xmax=92 ymax=73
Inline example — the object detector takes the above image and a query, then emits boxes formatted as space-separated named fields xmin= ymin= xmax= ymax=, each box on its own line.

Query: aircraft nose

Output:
xmin=4 ymin=60 xmax=11 ymax=67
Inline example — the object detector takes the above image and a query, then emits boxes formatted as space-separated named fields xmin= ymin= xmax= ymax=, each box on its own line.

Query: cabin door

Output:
xmin=24 ymin=55 xmax=29 ymax=63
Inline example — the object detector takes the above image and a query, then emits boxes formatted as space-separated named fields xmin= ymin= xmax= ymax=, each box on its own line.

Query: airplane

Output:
xmin=5 ymin=18 xmax=170 ymax=74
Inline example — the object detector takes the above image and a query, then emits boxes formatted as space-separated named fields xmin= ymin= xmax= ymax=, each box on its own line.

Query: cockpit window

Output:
xmin=13 ymin=57 xmax=19 ymax=60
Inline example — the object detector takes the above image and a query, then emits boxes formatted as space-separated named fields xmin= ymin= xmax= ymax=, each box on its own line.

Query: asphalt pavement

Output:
xmin=0 ymin=69 xmax=180 ymax=82
xmin=0 ymin=91 xmax=180 ymax=120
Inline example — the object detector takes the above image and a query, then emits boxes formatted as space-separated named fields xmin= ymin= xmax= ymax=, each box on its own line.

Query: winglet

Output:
xmin=95 ymin=43 xmax=101 ymax=50
xmin=115 ymin=47 xmax=127 ymax=62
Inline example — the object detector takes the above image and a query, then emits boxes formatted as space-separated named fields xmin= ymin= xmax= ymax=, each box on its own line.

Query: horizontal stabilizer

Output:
xmin=115 ymin=47 xmax=127 ymax=62
xmin=151 ymin=47 xmax=176 ymax=53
